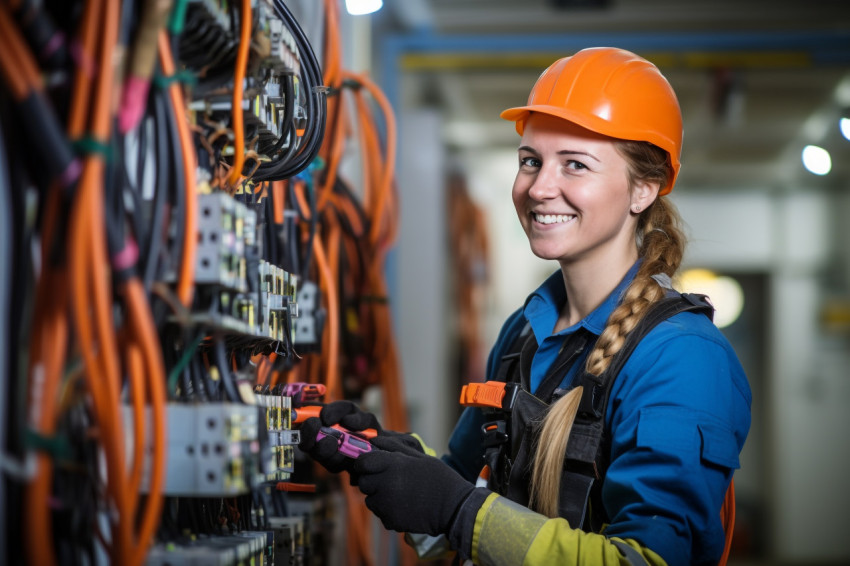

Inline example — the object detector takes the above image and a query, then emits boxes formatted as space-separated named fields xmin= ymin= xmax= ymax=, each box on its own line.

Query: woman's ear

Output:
xmin=630 ymin=180 xmax=661 ymax=214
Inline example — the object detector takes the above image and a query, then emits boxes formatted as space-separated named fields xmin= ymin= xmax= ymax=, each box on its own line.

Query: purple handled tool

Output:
xmin=283 ymin=382 xmax=326 ymax=406
xmin=316 ymin=425 xmax=374 ymax=459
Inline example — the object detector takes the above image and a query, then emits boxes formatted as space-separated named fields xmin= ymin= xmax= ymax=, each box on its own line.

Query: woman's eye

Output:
xmin=519 ymin=156 xmax=541 ymax=168
xmin=565 ymin=160 xmax=587 ymax=170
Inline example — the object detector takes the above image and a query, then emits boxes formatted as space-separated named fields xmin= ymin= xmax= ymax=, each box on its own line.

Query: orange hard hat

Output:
xmin=500 ymin=47 xmax=682 ymax=195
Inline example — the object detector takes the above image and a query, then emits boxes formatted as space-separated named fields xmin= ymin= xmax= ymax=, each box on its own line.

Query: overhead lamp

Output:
xmin=801 ymin=144 xmax=832 ymax=176
xmin=345 ymin=0 xmax=383 ymax=15
xmin=677 ymin=269 xmax=744 ymax=329
xmin=840 ymin=116 xmax=850 ymax=141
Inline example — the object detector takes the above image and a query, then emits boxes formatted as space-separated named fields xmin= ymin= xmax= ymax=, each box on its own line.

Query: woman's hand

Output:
xmin=298 ymin=400 xmax=428 ymax=473
xmin=351 ymin=436 xmax=476 ymax=537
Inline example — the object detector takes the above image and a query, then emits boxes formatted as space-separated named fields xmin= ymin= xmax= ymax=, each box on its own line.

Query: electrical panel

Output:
xmin=1 ymin=0 xmax=407 ymax=564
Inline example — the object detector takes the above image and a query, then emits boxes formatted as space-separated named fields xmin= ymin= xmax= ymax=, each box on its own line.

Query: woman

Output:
xmin=300 ymin=47 xmax=751 ymax=566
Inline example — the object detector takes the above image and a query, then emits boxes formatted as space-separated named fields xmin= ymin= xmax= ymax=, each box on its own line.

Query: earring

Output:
xmin=633 ymin=204 xmax=642 ymax=213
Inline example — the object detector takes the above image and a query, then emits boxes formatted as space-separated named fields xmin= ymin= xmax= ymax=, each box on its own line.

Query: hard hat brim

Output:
xmin=500 ymin=104 xmax=679 ymax=195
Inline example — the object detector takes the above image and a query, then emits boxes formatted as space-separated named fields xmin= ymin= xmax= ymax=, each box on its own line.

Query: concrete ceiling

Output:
xmin=382 ymin=0 xmax=850 ymax=190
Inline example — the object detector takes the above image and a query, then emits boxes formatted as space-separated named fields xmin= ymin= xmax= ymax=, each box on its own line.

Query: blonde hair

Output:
xmin=529 ymin=141 xmax=685 ymax=519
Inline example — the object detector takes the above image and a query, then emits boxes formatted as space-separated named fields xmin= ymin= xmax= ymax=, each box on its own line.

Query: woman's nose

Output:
xmin=527 ymin=166 xmax=560 ymax=201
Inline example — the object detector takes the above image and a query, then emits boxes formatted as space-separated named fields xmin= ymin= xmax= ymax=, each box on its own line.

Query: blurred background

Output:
xmin=328 ymin=0 xmax=850 ymax=563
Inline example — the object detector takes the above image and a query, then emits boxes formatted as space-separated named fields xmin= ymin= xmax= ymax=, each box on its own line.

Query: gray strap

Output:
xmin=650 ymin=273 xmax=674 ymax=290
xmin=611 ymin=540 xmax=651 ymax=566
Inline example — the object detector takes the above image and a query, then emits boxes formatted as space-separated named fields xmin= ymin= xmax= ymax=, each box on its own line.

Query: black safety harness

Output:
xmin=463 ymin=292 xmax=714 ymax=532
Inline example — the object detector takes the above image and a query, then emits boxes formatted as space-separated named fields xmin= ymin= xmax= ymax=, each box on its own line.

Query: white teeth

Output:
xmin=534 ymin=213 xmax=574 ymax=225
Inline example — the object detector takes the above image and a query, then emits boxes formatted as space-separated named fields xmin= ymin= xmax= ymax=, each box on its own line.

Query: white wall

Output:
xmin=396 ymin=110 xmax=453 ymax=455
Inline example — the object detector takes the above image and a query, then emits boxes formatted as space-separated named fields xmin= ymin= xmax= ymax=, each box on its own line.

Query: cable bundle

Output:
xmin=0 ymin=1 xmax=413 ymax=564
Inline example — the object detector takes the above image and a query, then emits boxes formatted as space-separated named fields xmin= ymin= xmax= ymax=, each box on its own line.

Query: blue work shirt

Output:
xmin=444 ymin=264 xmax=752 ymax=565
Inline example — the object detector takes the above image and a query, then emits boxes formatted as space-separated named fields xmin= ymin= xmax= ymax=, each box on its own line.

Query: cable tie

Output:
xmin=312 ymin=85 xmax=330 ymax=94
xmin=293 ymin=156 xmax=325 ymax=190
xmin=25 ymin=429 xmax=73 ymax=460
xmin=59 ymin=157 xmax=82 ymax=190
xmin=40 ymin=30 xmax=66 ymax=62
xmin=341 ymin=78 xmax=362 ymax=91
xmin=168 ymin=0 xmax=190 ymax=35
xmin=111 ymin=236 xmax=139 ymax=272
xmin=69 ymin=39 xmax=97 ymax=78
xmin=70 ymin=136 xmax=112 ymax=161
xmin=153 ymin=69 xmax=197 ymax=89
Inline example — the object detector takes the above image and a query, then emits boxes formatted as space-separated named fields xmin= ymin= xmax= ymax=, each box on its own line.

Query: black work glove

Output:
xmin=319 ymin=400 xmax=427 ymax=453
xmin=298 ymin=401 xmax=425 ymax=474
xmin=351 ymin=435 xmax=477 ymax=539
xmin=298 ymin=416 xmax=353 ymax=474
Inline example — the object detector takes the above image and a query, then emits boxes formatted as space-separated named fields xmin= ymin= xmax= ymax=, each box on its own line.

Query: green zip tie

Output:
xmin=167 ymin=333 xmax=206 ymax=396
xmin=154 ymin=69 xmax=197 ymax=89
xmin=71 ymin=136 xmax=112 ymax=161
xmin=25 ymin=429 xmax=73 ymax=460
xmin=168 ymin=0 xmax=190 ymax=35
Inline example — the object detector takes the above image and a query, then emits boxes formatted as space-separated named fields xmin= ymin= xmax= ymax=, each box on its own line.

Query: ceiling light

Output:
xmin=801 ymin=145 xmax=832 ymax=176
xmin=840 ymin=117 xmax=850 ymax=141
xmin=678 ymin=269 xmax=744 ymax=329
xmin=345 ymin=0 xmax=383 ymax=15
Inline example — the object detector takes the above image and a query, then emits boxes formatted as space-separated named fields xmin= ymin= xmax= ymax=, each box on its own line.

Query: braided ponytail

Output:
xmin=529 ymin=141 xmax=685 ymax=518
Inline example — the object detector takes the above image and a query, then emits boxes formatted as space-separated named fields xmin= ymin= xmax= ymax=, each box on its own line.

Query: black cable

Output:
xmin=264 ymin=187 xmax=279 ymax=265
xmin=0 ymin=92 xmax=13 ymax=565
xmin=267 ymin=73 xmax=296 ymax=156
xmin=163 ymin=79 xmax=187 ymax=288
xmin=213 ymin=338 xmax=241 ymax=403
xmin=190 ymin=353 xmax=209 ymax=402
xmin=105 ymin=126 xmax=129 ymax=272
xmin=142 ymin=88 xmax=171 ymax=290
xmin=252 ymin=0 xmax=326 ymax=181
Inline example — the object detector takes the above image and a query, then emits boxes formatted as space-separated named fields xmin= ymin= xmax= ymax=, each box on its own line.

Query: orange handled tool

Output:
xmin=291 ymin=406 xmax=378 ymax=439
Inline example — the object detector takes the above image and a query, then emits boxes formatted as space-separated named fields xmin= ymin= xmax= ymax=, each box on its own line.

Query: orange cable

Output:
xmin=124 ymin=278 xmax=167 ymax=566
xmin=158 ymin=31 xmax=198 ymax=308
xmin=311 ymin=233 xmax=340 ymax=400
xmin=225 ymin=0 xmax=252 ymax=188
xmin=348 ymin=73 xmax=397 ymax=247
xmin=0 ymin=6 xmax=41 ymax=95
xmin=125 ymin=341 xmax=146 ymax=518
xmin=24 ymin=195 xmax=68 ymax=566
xmin=68 ymin=0 xmax=131 ymax=558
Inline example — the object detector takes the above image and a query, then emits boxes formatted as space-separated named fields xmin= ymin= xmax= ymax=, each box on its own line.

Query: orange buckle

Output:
xmin=460 ymin=382 xmax=508 ymax=408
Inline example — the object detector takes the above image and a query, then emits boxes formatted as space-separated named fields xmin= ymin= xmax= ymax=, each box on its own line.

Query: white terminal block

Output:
xmin=124 ymin=403 xmax=260 ymax=496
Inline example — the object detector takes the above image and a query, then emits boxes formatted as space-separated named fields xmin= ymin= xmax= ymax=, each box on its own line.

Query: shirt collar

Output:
xmin=522 ymin=261 xmax=641 ymax=342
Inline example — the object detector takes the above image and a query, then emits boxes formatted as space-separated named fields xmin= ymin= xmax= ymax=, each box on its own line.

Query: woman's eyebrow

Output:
xmin=517 ymin=146 xmax=600 ymax=163
xmin=556 ymin=150 xmax=600 ymax=162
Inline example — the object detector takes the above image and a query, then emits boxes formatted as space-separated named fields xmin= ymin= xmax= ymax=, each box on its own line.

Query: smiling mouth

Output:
xmin=533 ymin=213 xmax=576 ymax=225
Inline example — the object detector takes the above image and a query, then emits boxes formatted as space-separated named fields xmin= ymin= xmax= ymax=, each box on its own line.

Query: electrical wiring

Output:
xmin=252 ymin=0 xmax=326 ymax=182
xmin=143 ymin=87 xmax=174 ymax=290
xmin=158 ymin=29 xmax=197 ymax=309
xmin=213 ymin=338 xmax=242 ymax=404
xmin=0 ymin=100 xmax=10 ymax=565
xmin=5 ymin=2 xmax=418 ymax=565
xmin=224 ymin=0 xmax=251 ymax=189
xmin=66 ymin=0 xmax=135 ymax=560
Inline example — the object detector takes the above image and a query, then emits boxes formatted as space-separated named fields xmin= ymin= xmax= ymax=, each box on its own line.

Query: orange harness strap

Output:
xmin=718 ymin=478 xmax=736 ymax=566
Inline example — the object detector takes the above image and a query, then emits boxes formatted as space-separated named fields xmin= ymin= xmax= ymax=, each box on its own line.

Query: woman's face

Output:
xmin=512 ymin=113 xmax=643 ymax=268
